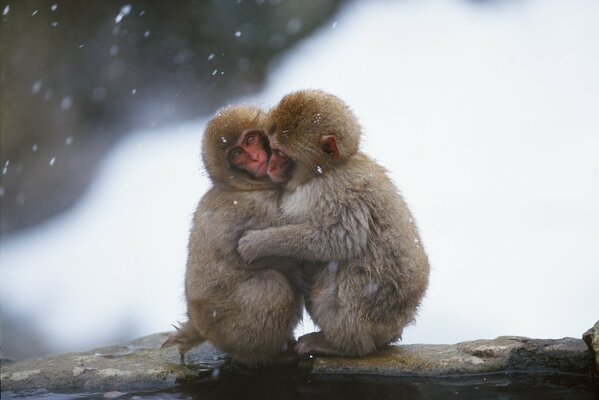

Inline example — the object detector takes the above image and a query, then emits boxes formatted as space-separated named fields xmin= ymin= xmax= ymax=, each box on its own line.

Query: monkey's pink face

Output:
xmin=267 ymin=138 xmax=292 ymax=184
xmin=228 ymin=129 xmax=269 ymax=178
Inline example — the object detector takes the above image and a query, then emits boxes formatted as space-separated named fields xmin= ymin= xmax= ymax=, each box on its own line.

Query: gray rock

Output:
xmin=583 ymin=320 xmax=599 ymax=373
xmin=1 ymin=332 xmax=594 ymax=394
xmin=0 ymin=333 xmax=226 ymax=393
xmin=310 ymin=336 xmax=593 ymax=376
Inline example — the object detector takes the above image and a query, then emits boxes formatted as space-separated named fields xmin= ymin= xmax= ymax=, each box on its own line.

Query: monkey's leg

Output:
xmin=203 ymin=269 xmax=302 ymax=367
xmin=302 ymin=268 xmax=406 ymax=358
xmin=295 ymin=331 xmax=346 ymax=357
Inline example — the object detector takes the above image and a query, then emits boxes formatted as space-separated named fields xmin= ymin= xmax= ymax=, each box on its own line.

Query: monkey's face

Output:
xmin=228 ymin=129 xmax=270 ymax=178
xmin=264 ymin=90 xmax=361 ymax=188
xmin=202 ymin=106 xmax=277 ymax=190
xmin=266 ymin=134 xmax=293 ymax=184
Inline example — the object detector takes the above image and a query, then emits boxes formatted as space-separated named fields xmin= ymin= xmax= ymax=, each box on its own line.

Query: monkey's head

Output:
xmin=202 ymin=106 xmax=274 ymax=191
xmin=265 ymin=90 xmax=361 ymax=189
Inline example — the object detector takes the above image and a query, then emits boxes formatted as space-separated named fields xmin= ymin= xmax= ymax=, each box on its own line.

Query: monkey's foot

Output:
xmin=295 ymin=331 xmax=342 ymax=357
xmin=269 ymin=349 xmax=298 ymax=365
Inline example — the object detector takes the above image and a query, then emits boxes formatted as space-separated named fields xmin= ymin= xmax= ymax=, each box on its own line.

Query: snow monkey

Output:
xmin=238 ymin=90 xmax=430 ymax=357
xmin=163 ymin=106 xmax=302 ymax=366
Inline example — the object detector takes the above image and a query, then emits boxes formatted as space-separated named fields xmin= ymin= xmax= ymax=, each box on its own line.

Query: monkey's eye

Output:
xmin=245 ymin=134 xmax=255 ymax=146
xmin=230 ymin=149 xmax=243 ymax=162
xmin=276 ymin=150 xmax=289 ymax=160
xmin=269 ymin=124 xmax=277 ymax=134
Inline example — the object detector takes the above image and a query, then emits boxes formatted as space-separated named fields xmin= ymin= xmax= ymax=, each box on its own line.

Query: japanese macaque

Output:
xmin=238 ymin=90 xmax=430 ymax=357
xmin=163 ymin=106 xmax=302 ymax=366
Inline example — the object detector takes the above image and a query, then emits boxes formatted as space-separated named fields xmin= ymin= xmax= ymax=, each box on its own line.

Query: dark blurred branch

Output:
xmin=0 ymin=0 xmax=350 ymax=236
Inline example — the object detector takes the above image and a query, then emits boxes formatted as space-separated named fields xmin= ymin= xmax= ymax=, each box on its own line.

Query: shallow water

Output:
xmin=3 ymin=370 xmax=597 ymax=400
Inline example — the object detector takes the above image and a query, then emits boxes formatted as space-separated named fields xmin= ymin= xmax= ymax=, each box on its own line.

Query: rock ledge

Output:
xmin=1 ymin=329 xmax=597 ymax=394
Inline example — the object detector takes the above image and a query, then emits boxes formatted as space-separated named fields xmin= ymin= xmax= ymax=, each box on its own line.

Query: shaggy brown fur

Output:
xmin=163 ymin=106 xmax=302 ymax=365
xmin=238 ymin=90 xmax=430 ymax=357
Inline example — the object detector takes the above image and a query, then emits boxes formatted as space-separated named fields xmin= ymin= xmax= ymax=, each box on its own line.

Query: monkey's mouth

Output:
xmin=253 ymin=162 xmax=269 ymax=178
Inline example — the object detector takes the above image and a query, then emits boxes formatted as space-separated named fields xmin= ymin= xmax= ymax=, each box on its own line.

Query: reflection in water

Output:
xmin=3 ymin=371 xmax=598 ymax=400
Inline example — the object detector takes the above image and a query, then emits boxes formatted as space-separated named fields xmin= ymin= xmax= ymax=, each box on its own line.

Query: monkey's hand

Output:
xmin=238 ymin=229 xmax=269 ymax=263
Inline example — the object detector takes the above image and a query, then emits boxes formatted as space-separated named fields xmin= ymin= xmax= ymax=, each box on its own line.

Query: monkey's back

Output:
xmin=283 ymin=152 xmax=430 ymax=340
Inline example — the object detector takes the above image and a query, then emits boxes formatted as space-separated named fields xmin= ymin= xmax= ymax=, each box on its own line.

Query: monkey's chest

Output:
xmin=280 ymin=185 xmax=321 ymax=223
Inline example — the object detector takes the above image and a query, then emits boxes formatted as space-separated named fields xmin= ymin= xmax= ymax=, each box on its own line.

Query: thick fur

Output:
xmin=163 ymin=106 xmax=302 ymax=366
xmin=239 ymin=90 xmax=430 ymax=357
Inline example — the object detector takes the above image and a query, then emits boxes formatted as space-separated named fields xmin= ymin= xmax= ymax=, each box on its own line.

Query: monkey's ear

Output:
xmin=319 ymin=135 xmax=340 ymax=161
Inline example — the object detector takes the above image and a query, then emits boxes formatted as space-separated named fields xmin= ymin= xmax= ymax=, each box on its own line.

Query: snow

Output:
xmin=1 ymin=0 xmax=598 ymax=355
xmin=115 ymin=4 xmax=132 ymax=24
xmin=60 ymin=96 xmax=73 ymax=111
xmin=32 ymin=80 xmax=43 ymax=94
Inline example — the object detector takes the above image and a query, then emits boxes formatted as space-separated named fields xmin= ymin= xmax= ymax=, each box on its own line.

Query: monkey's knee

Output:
xmin=208 ymin=271 xmax=300 ymax=365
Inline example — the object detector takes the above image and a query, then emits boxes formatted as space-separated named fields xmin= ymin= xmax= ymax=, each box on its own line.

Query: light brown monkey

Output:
xmin=163 ymin=106 xmax=302 ymax=366
xmin=238 ymin=90 xmax=430 ymax=357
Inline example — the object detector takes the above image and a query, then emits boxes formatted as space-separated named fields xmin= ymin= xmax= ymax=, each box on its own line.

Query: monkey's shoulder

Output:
xmin=194 ymin=186 xmax=279 ymax=224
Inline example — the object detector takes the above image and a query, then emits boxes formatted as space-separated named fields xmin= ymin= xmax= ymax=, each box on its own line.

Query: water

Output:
xmin=3 ymin=371 xmax=597 ymax=400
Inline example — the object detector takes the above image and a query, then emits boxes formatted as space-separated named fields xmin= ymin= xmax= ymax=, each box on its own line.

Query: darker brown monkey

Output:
xmin=163 ymin=106 xmax=302 ymax=366
xmin=238 ymin=90 xmax=430 ymax=357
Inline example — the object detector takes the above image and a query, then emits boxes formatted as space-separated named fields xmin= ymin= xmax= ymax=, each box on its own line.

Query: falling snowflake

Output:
xmin=60 ymin=96 xmax=73 ymax=111
xmin=363 ymin=281 xmax=379 ymax=296
xmin=327 ymin=261 xmax=339 ymax=273
xmin=32 ymin=80 xmax=43 ymax=94
xmin=316 ymin=166 xmax=323 ymax=174
xmin=115 ymin=4 xmax=131 ymax=24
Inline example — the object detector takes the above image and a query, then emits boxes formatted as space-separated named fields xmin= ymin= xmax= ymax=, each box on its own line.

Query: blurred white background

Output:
xmin=1 ymin=0 xmax=598 ymax=357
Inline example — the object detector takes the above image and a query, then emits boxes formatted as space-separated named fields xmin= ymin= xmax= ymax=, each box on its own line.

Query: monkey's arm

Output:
xmin=240 ymin=256 xmax=298 ymax=272
xmin=238 ymin=221 xmax=368 ymax=263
